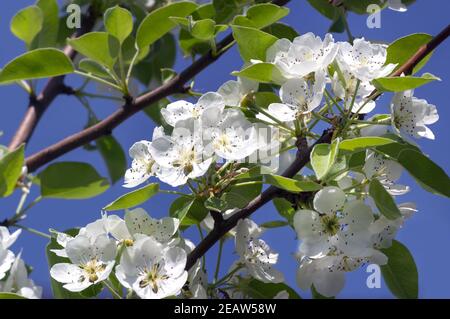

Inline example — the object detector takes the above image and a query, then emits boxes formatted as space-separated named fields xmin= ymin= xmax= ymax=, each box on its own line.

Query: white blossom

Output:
xmin=267 ymin=33 xmax=338 ymax=79
xmin=391 ymin=90 xmax=439 ymax=141
xmin=50 ymin=234 xmax=116 ymax=292
xmin=202 ymin=108 xmax=258 ymax=161
xmin=337 ymin=38 xmax=397 ymax=82
xmin=294 ymin=187 xmax=374 ymax=258
xmin=0 ymin=227 xmax=21 ymax=280
xmin=161 ymin=92 xmax=225 ymax=127
xmin=218 ymin=77 xmax=258 ymax=107
xmin=364 ymin=150 xmax=409 ymax=196
xmin=235 ymin=219 xmax=284 ymax=283
xmin=387 ymin=0 xmax=407 ymax=12
xmin=267 ymin=70 xmax=326 ymax=122
xmin=0 ymin=253 xmax=42 ymax=299
xmin=115 ymin=236 xmax=188 ymax=299
xmin=150 ymin=118 xmax=213 ymax=187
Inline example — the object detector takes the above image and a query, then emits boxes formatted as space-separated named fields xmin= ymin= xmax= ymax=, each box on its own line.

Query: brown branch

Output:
xmin=8 ymin=10 xmax=98 ymax=151
xmin=184 ymin=23 xmax=450 ymax=271
xmin=24 ymin=0 xmax=291 ymax=172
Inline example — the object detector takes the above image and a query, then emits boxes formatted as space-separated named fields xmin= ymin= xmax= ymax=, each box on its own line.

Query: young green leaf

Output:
xmin=39 ymin=162 xmax=109 ymax=199
xmin=34 ymin=0 xmax=59 ymax=48
xmin=386 ymin=33 xmax=433 ymax=74
xmin=191 ymin=19 xmax=216 ymax=41
xmin=96 ymin=135 xmax=127 ymax=184
xmin=0 ymin=144 xmax=25 ymax=198
xmin=372 ymin=73 xmax=440 ymax=92
xmin=381 ymin=240 xmax=418 ymax=299
xmin=170 ymin=197 xmax=208 ymax=226
xmin=232 ymin=62 xmax=284 ymax=84
xmin=10 ymin=5 xmax=43 ymax=47
xmin=265 ymin=174 xmax=322 ymax=193
xmin=104 ymin=6 xmax=134 ymax=44
xmin=339 ymin=137 xmax=395 ymax=151
xmin=273 ymin=198 xmax=296 ymax=223
xmin=136 ymin=1 xmax=198 ymax=50
xmin=232 ymin=3 xmax=289 ymax=29
xmin=369 ymin=179 xmax=402 ymax=220
xmin=0 ymin=49 xmax=74 ymax=84
xmin=264 ymin=23 xmax=299 ymax=41
xmin=232 ymin=25 xmax=278 ymax=62
xmin=239 ymin=278 xmax=301 ymax=299
xmin=103 ymin=183 xmax=160 ymax=211
xmin=310 ymin=141 xmax=339 ymax=181
xmin=68 ymin=32 xmax=120 ymax=69
xmin=397 ymin=149 xmax=450 ymax=198
xmin=78 ymin=59 xmax=111 ymax=79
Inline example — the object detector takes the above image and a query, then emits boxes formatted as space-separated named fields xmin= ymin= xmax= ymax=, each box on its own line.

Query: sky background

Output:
xmin=0 ymin=0 xmax=449 ymax=299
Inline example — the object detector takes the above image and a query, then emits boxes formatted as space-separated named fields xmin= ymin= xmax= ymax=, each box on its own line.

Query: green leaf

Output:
xmin=306 ymin=0 xmax=337 ymax=19
xmin=104 ymin=6 xmax=134 ymax=44
xmin=221 ymin=178 xmax=262 ymax=209
xmin=0 ymin=144 xmax=25 ymax=197
xmin=372 ymin=73 xmax=440 ymax=92
xmin=0 ymin=49 xmax=74 ymax=84
xmin=273 ymin=198 xmax=295 ymax=223
xmin=204 ymin=196 xmax=228 ymax=213
xmin=232 ymin=3 xmax=289 ymax=29
xmin=264 ymin=22 xmax=299 ymax=41
xmin=265 ymin=174 xmax=322 ymax=193
xmin=381 ymin=240 xmax=418 ymax=299
xmin=10 ymin=5 xmax=43 ymax=47
xmin=96 ymin=135 xmax=127 ymax=184
xmin=232 ymin=25 xmax=278 ymax=62
xmin=232 ymin=62 xmax=284 ymax=84
xmin=136 ymin=1 xmax=198 ymax=50
xmin=260 ymin=220 xmax=289 ymax=228
xmin=103 ymin=183 xmax=160 ymax=211
xmin=213 ymin=0 xmax=245 ymax=24
xmin=39 ymin=162 xmax=109 ymax=199
xmin=46 ymin=229 xmax=86 ymax=299
xmin=386 ymin=33 xmax=433 ymax=74
xmin=170 ymin=197 xmax=208 ymax=226
xmin=254 ymin=91 xmax=281 ymax=108
xmin=339 ymin=137 xmax=395 ymax=151
xmin=191 ymin=19 xmax=216 ymax=40
xmin=240 ymin=278 xmax=301 ymax=299
xmin=375 ymin=140 xmax=420 ymax=160
xmin=310 ymin=141 xmax=339 ymax=180
xmin=34 ymin=0 xmax=59 ymax=48
xmin=397 ymin=149 xmax=450 ymax=198
xmin=0 ymin=293 xmax=27 ymax=299
xmin=68 ymin=32 xmax=120 ymax=69
xmin=78 ymin=59 xmax=111 ymax=79
xmin=369 ymin=179 xmax=401 ymax=220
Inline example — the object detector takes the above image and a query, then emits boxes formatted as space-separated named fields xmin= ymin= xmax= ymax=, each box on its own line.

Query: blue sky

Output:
xmin=0 ymin=1 xmax=449 ymax=298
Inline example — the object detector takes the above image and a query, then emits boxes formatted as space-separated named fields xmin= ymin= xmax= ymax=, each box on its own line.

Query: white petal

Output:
xmin=313 ymin=186 xmax=346 ymax=215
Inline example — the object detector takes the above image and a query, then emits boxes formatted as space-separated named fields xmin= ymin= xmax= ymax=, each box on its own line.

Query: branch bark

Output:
xmin=184 ymin=23 xmax=450 ymax=271
xmin=24 ymin=0 xmax=291 ymax=172
xmin=8 ymin=10 xmax=98 ymax=151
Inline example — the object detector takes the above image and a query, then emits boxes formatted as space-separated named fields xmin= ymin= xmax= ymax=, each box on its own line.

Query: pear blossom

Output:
xmin=337 ymin=38 xmax=397 ymax=82
xmin=123 ymin=128 xmax=165 ymax=188
xmin=235 ymin=219 xmax=284 ymax=283
xmin=387 ymin=0 xmax=407 ymax=12
xmin=370 ymin=202 xmax=417 ymax=249
xmin=267 ymin=70 xmax=326 ymax=122
xmin=293 ymin=187 xmax=374 ymax=258
xmin=391 ymin=90 xmax=439 ymax=141
xmin=115 ymin=236 xmax=188 ymax=299
xmin=161 ymin=92 xmax=225 ymax=127
xmin=0 ymin=227 xmax=21 ymax=280
xmin=363 ymin=151 xmax=409 ymax=196
xmin=150 ymin=118 xmax=213 ymax=187
xmin=218 ymin=77 xmax=258 ymax=107
xmin=202 ymin=108 xmax=258 ymax=161
xmin=267 ymin=33 xmax=338 ymax=79
xmin=108 ymin=208 xmax=180 ymax=245
xmin=0 ymin=253 xmax=42 ymax=299
xmin=50 ymin=234 xmax=116 ymax=292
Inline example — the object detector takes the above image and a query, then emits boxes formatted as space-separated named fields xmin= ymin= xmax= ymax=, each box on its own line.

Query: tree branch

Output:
xmin=8 ymin=9 xmax=98 ymax=151
xmin=184 ymin=23 xmax=450 ymax=271
xmin=24 ymin=0 xmax=291 ymax=172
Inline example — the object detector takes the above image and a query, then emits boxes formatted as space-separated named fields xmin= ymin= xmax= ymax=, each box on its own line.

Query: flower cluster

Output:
xmin=0 ymin=227 xmax=42 ymax=298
